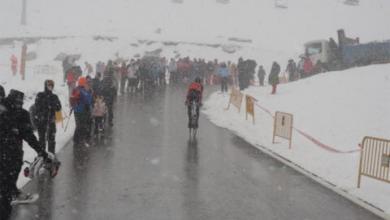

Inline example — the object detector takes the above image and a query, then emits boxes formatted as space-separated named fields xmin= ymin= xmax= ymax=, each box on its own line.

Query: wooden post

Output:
xmin=225 ymin=90 xmax=233 ymax=110
xmin=21 ymin=0 xmax=27 ymax=25
xmin=289 ymin=116 xmax=293 ymax=149
xmin=272 ymin=113 xmax=277 ymax=144
xmin=20 ymin=43 xmax=27 ymax=80
xmin=357 ymin=140 xmax=364 ymax=188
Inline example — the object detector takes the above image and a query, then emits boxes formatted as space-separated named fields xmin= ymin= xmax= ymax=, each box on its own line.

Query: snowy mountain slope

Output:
xmin=1 ymin=0 xmax=390 ymax=67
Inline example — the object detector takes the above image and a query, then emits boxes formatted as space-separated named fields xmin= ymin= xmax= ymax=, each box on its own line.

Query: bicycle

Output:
xmin=92 ymin=113 xmax=106 ymax=144
xmin=188 ymin=100 xmax=200 ymax=139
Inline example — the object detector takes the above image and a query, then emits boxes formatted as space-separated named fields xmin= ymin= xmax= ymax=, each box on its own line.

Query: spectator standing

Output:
xmin=10 ymin=54 xmax=17 ymax=76
xmin=120 ymin=62 xmax=127 ymax=94
xmin=70 ymin=77 xmax=93 ymax=146
xmin=34 ymin=80 xmax=62 ymax=154
xmin=269 ymin=62 xmax=280 ymax=94
xmin=218 ymin=62 xmax=230 ymax=93
xmin=0 ymin=89 xmax=49 ymax=220
xmin=286 ymin=59 xmax=297 ymax=81
xmin=257 ymin=65 xmax=266 ymax=86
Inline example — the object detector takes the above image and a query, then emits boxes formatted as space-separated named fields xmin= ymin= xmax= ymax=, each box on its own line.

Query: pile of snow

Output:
xmin=203 ymin=64 xmax=390 ymax=214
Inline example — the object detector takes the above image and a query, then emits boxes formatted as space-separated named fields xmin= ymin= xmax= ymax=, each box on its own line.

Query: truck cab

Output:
xmin=304 ymin=29 xmax=390 ymax=72
xmin=304 ymin=40 xmax=330 ymax=66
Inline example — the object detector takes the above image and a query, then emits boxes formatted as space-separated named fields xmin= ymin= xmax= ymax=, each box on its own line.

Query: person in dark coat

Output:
xmin=237 ymin=58 xmax=246 ymax=90
xmin=62 ymin=56 xmax=72 ymax=83
xmin=34 ymin=80 xmax=62 ymax=154
xmin=0 ymin=85 xmax=4 ymax=102
xmin=101 ymin=71 xmax=117 ymax=127
xmin=206 ymin=61 xmax=215 ymax=85
xmin=257 ymin=65 xmax=266 ymax=86
xmin=92 ymin=72 xmax=102 ymax=96
xmin=247 ymin=59 xmax=257 ymax=84
xmin=0 ymin=89 xmax=49 ymax=220
xmin=269 ymin=62 xmax=280 ymax=94
xmin=119 ymin=62 xmax=128 ymax=94
xmin=286 ymin=59 xmax=297 ymax=81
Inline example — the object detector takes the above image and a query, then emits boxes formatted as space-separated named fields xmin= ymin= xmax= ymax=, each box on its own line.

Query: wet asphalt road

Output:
xmin=11 ymin=86 xmax=382 ymax=220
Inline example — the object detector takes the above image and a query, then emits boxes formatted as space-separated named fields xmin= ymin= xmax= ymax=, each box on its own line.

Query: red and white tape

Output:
xmin=252 ymin=101 xmax=360 ymax=154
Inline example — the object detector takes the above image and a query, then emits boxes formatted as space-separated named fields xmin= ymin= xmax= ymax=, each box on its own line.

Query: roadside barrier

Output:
xmin=245 ymin=95 xmax=255 ymax=124
xmin=253 ymin=101 xmax=360 ymax=154
xmin=222 ymin=91 xmax=390 ymax=190
xmin=224 ymin=91 xmax=360 ymax=154
xmin=220 ymin=93 xmax=361 ymax=154
xmin=273 ymin=111 xmax=293 ymax=149
xmin=226 ymin=88 xmax=243 ymax=112
xmin=357 ymin=136 xmax=390 ymax=188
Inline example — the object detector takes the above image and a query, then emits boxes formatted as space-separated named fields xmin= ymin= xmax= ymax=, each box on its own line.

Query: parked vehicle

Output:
xmin=304 ymin=29 xmax=390 ymax=71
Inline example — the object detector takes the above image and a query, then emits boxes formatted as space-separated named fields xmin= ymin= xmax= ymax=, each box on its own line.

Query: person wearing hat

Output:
xmin=34 ymin=80 xmax=62 ymax=154
xmin=100 ymin=71 xmax=117 ymax=127
xmin=217 ymin=62 xmax=230 ymax=93
xmin=286 ymin=59 xmax=297 ymax=82
xmin=71 ymin=77 xmax=93 ymax=146
xmin=0 ymin=89 xmax=49 ymax=220
xmin=269 ymin=61 xmax=281 ymax=94
xmin=237 ymin=57 xmax=246 ymax=90
xmin=92 ymin=72 xmax=102 ymax=96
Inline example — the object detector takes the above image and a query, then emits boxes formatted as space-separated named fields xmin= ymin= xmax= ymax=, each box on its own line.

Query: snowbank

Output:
xmin=203 ymin=64 xmax=390 ymax=215
xmin=0 ymin=46 xmax=75 ymax=188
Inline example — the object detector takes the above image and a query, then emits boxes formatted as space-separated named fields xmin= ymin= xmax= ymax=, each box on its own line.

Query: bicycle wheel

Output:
xmin=189 ymin=101 xmax=199 ymax=139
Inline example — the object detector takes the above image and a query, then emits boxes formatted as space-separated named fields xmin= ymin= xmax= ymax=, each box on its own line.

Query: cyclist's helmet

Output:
xmin=194 ymin=77 xmax=201 ymax=84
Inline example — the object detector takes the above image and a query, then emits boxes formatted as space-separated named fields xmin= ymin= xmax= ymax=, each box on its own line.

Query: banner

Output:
xmin=55 ymin=111 xmax=64 ymax=128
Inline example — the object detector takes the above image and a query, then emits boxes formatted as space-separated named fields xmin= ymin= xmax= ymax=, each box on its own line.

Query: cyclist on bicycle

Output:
xmin=185 ymin=77 xmax=203 ymax=128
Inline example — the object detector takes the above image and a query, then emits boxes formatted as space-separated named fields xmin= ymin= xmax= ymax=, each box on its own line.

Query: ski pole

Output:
xmin=64 ymin=108 xmax=73 ymax=132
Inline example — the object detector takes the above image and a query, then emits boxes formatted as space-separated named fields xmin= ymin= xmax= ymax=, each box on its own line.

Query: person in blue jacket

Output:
xmin=218 ymin=62 xmax=230 ymax=93
xmin=70 ymin=77 xmax=93 ymax=147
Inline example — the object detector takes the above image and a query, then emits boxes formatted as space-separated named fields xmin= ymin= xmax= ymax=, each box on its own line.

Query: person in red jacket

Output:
xmin=185 ymin=77 xmax=203 ymax=128
xmin=185 ymin=77 xmax=203 ymax=105
xmin=10 ymin=54 xmax=17 ymax=76
xmin=303 ymin=57 xmax=314 ymax=76
xmin=66 ymin=69 xmax=76 ymax=98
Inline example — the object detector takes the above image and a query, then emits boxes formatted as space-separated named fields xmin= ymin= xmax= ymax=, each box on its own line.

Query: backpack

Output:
xmin=66 ymin=71 xmax=74 ymax=83
xmin=69 ymin=88 xmax=81 ymax=109
xmin=29 ymin=104 xmax=39 ymax=131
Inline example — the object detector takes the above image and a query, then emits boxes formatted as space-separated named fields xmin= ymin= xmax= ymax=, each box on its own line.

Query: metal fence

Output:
xmin=357 ymin=136 xmax=390 ymax=188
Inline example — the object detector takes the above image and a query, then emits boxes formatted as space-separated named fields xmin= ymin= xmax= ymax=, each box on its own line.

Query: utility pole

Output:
xmin=21 ymin=0 xmax=26 ymax=25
